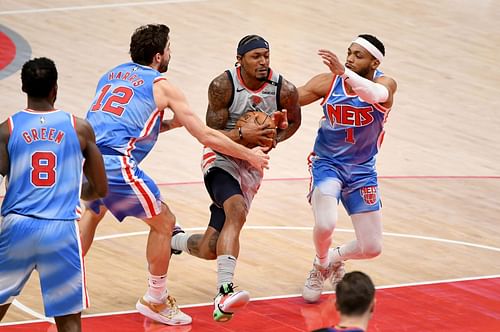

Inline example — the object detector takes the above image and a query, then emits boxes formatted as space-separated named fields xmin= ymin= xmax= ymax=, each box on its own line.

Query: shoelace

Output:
xmin=306 ymin=269 xmax=324 ymax=288
xmin=166 ymin=295 xmax=179 ymax=314
xmin=329 ymin=262 xmax=345 ymax=284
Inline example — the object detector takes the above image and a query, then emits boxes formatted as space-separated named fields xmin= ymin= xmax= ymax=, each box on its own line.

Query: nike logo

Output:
xmin=236 ymin=88 xmax=245 ymax=92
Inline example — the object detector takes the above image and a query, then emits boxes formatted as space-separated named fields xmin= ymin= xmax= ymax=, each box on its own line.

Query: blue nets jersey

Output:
xmin=86 ymin=62 xmax=164 ymax=163
xmin=1 ymin=110 xmax=84 ymax=220
xmin=313 ymin=70 xmax=391 ymax=165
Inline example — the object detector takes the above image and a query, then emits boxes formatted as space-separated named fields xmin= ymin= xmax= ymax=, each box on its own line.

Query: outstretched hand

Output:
xmin=318 ymin=49 xmax=345 ymax=76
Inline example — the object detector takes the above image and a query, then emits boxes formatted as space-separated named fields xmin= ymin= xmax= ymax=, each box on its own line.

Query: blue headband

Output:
xmin=237 ymin=38 xmax=269 ymax=56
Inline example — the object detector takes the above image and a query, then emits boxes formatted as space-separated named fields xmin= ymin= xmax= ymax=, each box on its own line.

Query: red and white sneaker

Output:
xmin=213 ymin=283 xmax=250 ymax=322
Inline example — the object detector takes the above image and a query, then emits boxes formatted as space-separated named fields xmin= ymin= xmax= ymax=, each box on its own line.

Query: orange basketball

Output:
xmin=236 ymin=111 xmax=276 ymax=148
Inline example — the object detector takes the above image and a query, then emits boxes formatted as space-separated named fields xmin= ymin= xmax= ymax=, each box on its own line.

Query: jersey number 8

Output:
xmin=31 ymin=151 xmax=56 ymax=187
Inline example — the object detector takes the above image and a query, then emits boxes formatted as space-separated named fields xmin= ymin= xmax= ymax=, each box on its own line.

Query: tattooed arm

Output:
xmin=206 ymin=72 xmax=274 ymax=146
xmin=275 ymin=78 xmax=301 ymax=144
xmin=205 ymin=72 xmax=239 ymax=139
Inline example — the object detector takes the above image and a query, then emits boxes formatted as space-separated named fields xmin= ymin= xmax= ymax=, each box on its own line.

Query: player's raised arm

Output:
xmin=298 ymin=72 xmax=335 ymax=107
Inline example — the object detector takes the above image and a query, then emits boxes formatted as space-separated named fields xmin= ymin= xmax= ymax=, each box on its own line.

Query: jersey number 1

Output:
xmin=345 ymin=127 xmax=356 ymax=144
xmin=91 ymin=84 xmax=134 ymax=116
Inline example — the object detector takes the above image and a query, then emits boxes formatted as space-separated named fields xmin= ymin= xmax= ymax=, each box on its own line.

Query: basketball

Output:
xmin=236 ymin=111 xmax=276 ymax=148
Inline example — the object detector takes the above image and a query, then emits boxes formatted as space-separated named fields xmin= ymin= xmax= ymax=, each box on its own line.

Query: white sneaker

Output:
xmin=329 ymin=261 xmax=346 ymax=288
xmin=136 ymin=295 xmax=192 ymax=325
xmin=213 ymin=283 xmax=250 ymax=322
xmin=302 ymin=263 xmax=332 ymax=303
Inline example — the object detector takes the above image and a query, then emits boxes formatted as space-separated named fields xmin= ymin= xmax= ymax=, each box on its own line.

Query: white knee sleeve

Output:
xmin=311 ymin=180 xmax=342 ymax=231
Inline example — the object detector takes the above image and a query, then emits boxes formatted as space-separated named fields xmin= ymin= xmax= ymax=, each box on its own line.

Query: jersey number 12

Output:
xmin=90 ymin=84 xmax=134 ymax=116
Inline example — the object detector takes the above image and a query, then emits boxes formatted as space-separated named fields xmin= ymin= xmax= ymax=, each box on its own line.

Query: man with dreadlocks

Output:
xmin=171 ymin=34 xmax=301 ymax=322
xmin=298 ymin=34 xmax=397 ymax=303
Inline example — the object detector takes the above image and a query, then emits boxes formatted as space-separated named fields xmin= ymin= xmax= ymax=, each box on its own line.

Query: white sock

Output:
xmin=171 ymin=232 xmax=189 ymax=253
xmin=217 ymin=255 xmax=237 ymax=290
xmin=315 ymin=254 xmax=330 ymax=269
xmin=329 ymin=246 xmax=343 ymax=263
xmin=146 ymin=274 xmax=167 ymax=303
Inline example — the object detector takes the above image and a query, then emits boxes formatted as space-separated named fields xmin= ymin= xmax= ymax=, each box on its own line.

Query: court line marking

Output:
xmin=8 ymin=300 xmax=54 ymax=324
xmin=3 ymin=274 xmax=498 ymax=326
xmin=7 ymin=225 xmax=498 ymax=323
xmin=1 ymin=175 xmax=498 ymax=199
xmin=93 ymin=226 xmax=500 ymax=252
xmin=154 ymin=175 xmax=500 ymax=187
xmin=0 ymin=0 xmax=206 ymax=16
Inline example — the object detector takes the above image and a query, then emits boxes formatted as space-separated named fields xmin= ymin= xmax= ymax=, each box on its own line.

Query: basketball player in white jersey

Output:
xmin=172 ymin=34 xmax=302 ymax=322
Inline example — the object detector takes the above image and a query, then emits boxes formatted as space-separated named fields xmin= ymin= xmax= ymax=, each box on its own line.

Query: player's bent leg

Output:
xmin=211 ymin=195 xmax=249 ymax=322
xmin=79 ymin=205 xmax=107 ymax=256
xmin=54 ymin=312 xmax=81 ymax=332
xmin=143 ymin=202 xmax=175 ymax=276
xmin=303 ymin=183 xmax=341 ymax=303
xmin=137 ymin=203 xmax=192 ymax=326
xmin=311 ymin=183 xmax=341 ymax=266
xmin=333 ymin=211 xmax=382 ymax=262
xmin=217 ymin=195 xmax=246 ymax=256
xmin=188 ymin=228 xmax=220 ymax=260
xmin=351 ymin=210 xmax=383 ymax=259
xmin=172 ymin=201 xmax=224 ymax=259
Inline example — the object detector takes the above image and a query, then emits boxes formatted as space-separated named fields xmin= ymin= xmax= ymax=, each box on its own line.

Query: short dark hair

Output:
xmin=21 ymin=57 xmax=58 ymax=98
xmin=130 ymin=24 xmax=170 ymax=65
xmin=335 ymin=271 xmax=375 ymax=316
xmin=358 ymin=34 xmax=385 ymax=56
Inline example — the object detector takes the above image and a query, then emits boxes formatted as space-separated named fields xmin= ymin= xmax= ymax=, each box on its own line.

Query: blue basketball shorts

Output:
xmin=0 ymin=214 xmax=88 ymax=317
xmin=87 ymin=155 xmax=162 ymax=221
xmin=309 ymin=156 xmax=381 ymax=215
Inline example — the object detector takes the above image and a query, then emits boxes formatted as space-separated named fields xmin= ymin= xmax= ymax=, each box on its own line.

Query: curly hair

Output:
xmin=130 ymin=24 xmax=170 ymax=65
xmin=21 ymin=57 xmax=58 ymax=98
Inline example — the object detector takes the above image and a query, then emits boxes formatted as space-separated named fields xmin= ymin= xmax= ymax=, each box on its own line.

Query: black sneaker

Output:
xmin=171 ymin=225 xmax=184 ymax=255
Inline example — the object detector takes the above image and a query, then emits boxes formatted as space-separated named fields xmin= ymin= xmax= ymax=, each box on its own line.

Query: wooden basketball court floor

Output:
xmin=1 ymin=0 xmax=499 ymax=331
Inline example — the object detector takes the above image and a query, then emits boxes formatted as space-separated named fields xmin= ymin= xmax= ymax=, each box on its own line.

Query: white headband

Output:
xmin=352 ymin=37 xmax=384 ymax=62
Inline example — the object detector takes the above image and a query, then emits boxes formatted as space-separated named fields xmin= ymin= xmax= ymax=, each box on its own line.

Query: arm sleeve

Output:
xmin=341 ymin=68 xmax=389 ymax=104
